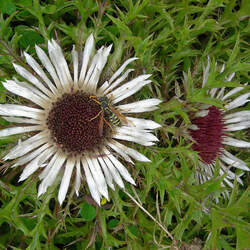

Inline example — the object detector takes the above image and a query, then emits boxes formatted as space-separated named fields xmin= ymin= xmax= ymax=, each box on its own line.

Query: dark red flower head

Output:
xmin=189 ymin=106 xmax=226 ymax=164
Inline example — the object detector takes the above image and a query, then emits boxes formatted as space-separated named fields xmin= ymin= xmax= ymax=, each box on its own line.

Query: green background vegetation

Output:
xmin=0 ymin=0 xmax=249 ymax=249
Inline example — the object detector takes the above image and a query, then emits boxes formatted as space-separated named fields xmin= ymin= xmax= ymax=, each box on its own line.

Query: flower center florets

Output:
xmin=46 ymin=91 xmax=110 ymax=155
xmin=189 ymin=106 xmax=225 ymax=164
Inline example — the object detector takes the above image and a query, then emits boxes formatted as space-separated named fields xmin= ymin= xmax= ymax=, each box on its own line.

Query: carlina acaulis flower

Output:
xmin=0 ymin=34 xmax=161 ymax=205
xmin=184 ymin=58 xmax=250 ymax=198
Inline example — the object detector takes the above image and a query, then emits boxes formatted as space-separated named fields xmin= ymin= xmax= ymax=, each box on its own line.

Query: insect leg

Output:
xmin=89 ymin=109 xmax=103 ymax=121
xmin=98 ymin=110 xmax=104 ymax=136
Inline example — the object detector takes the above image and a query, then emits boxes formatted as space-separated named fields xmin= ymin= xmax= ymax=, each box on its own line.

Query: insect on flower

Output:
xmin=0 ymin=34 xmax=162 ymax=206
xmin=89 ymin=95 xmax=132 ymax=136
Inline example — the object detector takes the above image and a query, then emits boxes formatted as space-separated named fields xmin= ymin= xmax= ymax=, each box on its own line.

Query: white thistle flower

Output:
xmin=185 ymin=58 xmax=250 ymax=198
xmin=0 ymin=34 xmax=161 ymax=205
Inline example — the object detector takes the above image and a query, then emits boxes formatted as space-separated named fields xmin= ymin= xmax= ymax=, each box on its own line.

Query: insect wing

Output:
xmin=109 ymin=105 xmax=134 ymax=126
xmin=98 ymin=110 xmax=104 ymax=136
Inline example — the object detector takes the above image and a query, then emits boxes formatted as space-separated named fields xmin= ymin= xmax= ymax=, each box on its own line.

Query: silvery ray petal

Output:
xmin=199 ymin=165 xmax=212 ymax=182
xmin=118 ymin=99 xmax=162 ymax=113
xmin=202 ymin=57 xmax=210 ymax=87
xmin=224 ymin=111 xmax=250 ymax=123
xmin=75 ymin=159 xmax=82 ymax=196
xmin=85 ymin=156 xmax=109 ymax=199
xmin=109 ymin=57 xmax=138 ymax=84
xmin=126 ymin=117 xmax=161 ymax=130
xmin=102 ymin=155 xmax=124 ymax=188
xmin=227 ymin=72 xmax=235 ymax=82
xmin=3 ymin=131 xmax=49 ymax=160
xmin=13 ymin=63 xmax=53 ymax=97
xmin=103 ymin=147 xmax=135 ymax=185
xmin=38 ymin=152 xmax=66 ymax=196
xmin=97 ymin=80 xmax=109 ymax=95
xmin=223 ymin=136 xmax=250 ymax=147
xmin=222 ymin=86 xmax=245 ymax=101
xmin=0 ymin=104 xmax=43 ymax=119
xmin=79 ymin=34 xmax=94 ymax=86
xmin=107 ymin=141 xmax=133 ymax=163
xmin=71 ymin=45 xmax=79 ymax=85
xmin=189 ymin=124 xmax=199 ymax=131
xmin=223 ymin=150 xmax=249 ymax=170
xmin=226 ymin=121 xmax=250 ymax=131
xmin=203 ymin=163 xmax=214 ymax=177
xmin=51 ymin=39 xmax=73 ymax=86
xmin=108 ymin=140 xmax=151 ymax=162
xmin=225 ymin=116 xmax=250 ymax=124
xmin=206 ymin=164 xmax=214 ymax=176
xmin=83 ymin=47 xmax=102 ymax=89
xmin=3 ymin=80 xmax=47 ymax=108
xmin=82 ymin=157 xmax=101 ymax=205
xmin=0 ymin=125 xmax=42 ymax=137
xmin=2 ymin=116 xmax=40 ymax=124
xmin=19 ymin=146 xmax=54 ymax=181
xmin=13 ymin=143 xmax=52 ymax=167
xmin=199 ymin=161 xmax=213 ymax=176
xmin=201 ymin=172 xmax=208 ymax=184
xmin=112 ymin=80 xmax=152 ymax=104
xmin=96 ymin=155 xmax=115 ymax=190
xmin=202 ymin=170 xmax=211 ymax=182
xmin=58 ymin=158 xmax=75 ymax=204
xmin=48 ymin=40 xmax=72 ymax=91
xmin=220 ymin=169 xmax=234 ymax=188
xmin=74 ymin=158 xmax=82 ymax=196
xmin=109 ymin=74 xmax=151 ymax=96
xmin=13 ymin=77 xmax=50 ymax=101
xmin=35 ymin=45 xmax=62 ymax=90
xmin=19 ymin=158 xmax=41 ymax=182
xmin=102 ymin=69 xmax=134 ymax=95
xmin=222 ymin=190 xmax=230 ymax=200
xmin=88 ymin=45 xmax=112 ymax=92
xmin=115 ymin=79 xmax=152 ymax=104
xmin=195 ymin=109 xmax=209 ymax=118
xmin=116 ymin=126 xmax=159 ymax=142
xmin=108 ymin=74 xmax=151 ymax=103
xmin=220 ymin=150 xmax=249 ymax=171
xmin=210 ymin=88 xmax=217 ymax=98
xmin=220 ymin=162 xmax=243 ymax=184
xmin=39 ymin=153 xmax=57 ymax=180
xmin=198 ymin=172 xmax=205 ymax=185
xmin=225 ymin=93 xmax=249 ymax=110
xmin=214 ymin=71 xmax=235 ymax=100
xmin=113 ymin=133 xmax=155 ymax=146
xmin=196 ymin=172 xmax=202 ymax=184
xmin=23 ymin=52 xmax=57 ymax=94
xmin=198 ymin=170 xmax=207 ymax=184
xmin=220 ymin=64 xmax=225 ymax=73
xmin=37 ymin=146 xmax=57 ymax=167
xmin=216 ymin=87 xmax=225 ymax=99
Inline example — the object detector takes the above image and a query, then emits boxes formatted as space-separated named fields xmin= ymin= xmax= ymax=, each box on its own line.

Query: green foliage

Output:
xmin=0 ymin=0 xmax=16 ymax=15
xmin=80 ymin=202 xmax=96 ymax=221
xmin=14 ymin=25 xmax=44 ymax=49
xmin=0 ymin=0 xmax=249 ymax=249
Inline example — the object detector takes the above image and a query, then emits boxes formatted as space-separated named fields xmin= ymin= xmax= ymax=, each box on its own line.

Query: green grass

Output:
xmin=0 ymin=0 xmax=249 ymax=249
